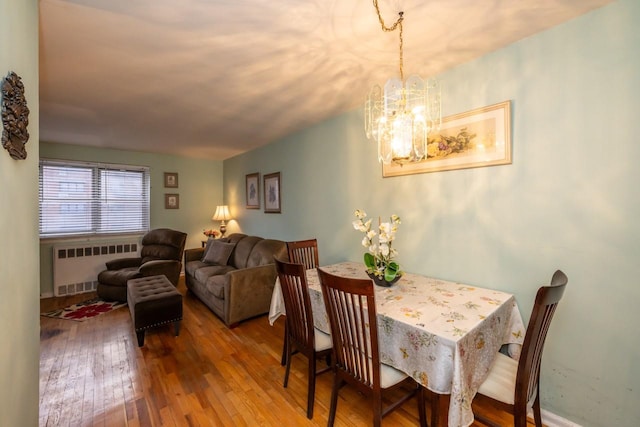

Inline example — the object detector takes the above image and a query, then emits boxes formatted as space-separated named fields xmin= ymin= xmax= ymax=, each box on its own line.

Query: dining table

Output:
xmin=268 ymin=261 xmax=525 ymax=427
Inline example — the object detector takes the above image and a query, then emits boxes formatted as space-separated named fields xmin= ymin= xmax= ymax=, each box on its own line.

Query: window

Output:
xmin=39 ymin=159 xmax=150 ymax=238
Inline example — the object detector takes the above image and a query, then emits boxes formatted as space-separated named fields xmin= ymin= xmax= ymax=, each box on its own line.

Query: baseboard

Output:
xmin=542 ymin=409 xmax=582 ymax=427
xmin=41 ymin=272 xmax=185 ymax=299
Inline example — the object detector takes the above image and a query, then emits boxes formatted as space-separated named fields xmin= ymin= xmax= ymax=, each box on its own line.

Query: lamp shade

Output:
xmin=212 ymin=205 xmax=231 ymax=221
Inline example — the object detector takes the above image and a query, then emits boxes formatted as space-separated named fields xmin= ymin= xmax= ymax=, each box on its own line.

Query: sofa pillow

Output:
xmin=202 ymin=237 xmax=214 ymax=255
xmin=202 ymin=236 xmax=230 ymax=254
xmin=202 ymin=240 xmax=236 ymax=265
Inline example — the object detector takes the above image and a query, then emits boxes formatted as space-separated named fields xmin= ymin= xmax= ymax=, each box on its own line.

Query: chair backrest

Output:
xmin=287 ymin=239 xmax=319 ymax=270
xmin=317 ymin=268 xmax=381 ymax=393
xmin=516 ymin=270 xmax=568 ymax=409
xmin=140 ymin=228 xmax=187 ymax=263
xmin=275 ymin=258 xmax=316 ymax=352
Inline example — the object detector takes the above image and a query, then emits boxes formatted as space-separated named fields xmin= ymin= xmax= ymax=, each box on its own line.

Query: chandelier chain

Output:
xmin=372 ymin=0 xmax=404 ymax=81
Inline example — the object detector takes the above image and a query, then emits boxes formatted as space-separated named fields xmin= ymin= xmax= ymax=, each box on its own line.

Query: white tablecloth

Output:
xmin=269 ymin=262 xmax=525 ymax=427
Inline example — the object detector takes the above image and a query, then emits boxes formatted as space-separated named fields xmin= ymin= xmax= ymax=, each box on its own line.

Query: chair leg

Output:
xmin=327 ymin=375 xmax=342 ymax=427
xmin=514 ymin=406 xmax=528 ymax=427
xmin=431 ymin=391 xmax=442 ymax=427
xmin=280 ymin=324 xmax=287 ymax=366
xmin=418 ymin=387 xmax=428 ymax=427
xmin=373 ymin=392 xmax=383 ymax=427
xmin=283 ymin=336 xmax=292 ymax=388
xmin=307 ymin=354 xmax=316 ymax=419
xmin=532 ymin=392 xmax=543 ymax=427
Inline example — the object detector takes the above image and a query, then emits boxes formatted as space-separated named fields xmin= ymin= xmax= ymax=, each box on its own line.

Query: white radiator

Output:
xmin=53 ymin=239 xmax=141 ymax=297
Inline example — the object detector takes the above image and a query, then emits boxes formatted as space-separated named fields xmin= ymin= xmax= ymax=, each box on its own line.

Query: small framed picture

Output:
xmin=246 ymin=172 xmax=260 ymax=209
xmin=263 ymin=172 xmax=281 ymax=213
xmin=165 ymin=193 xmax=179 ymax=209
xmin=164 ymin=172 xmax=178 ymax=188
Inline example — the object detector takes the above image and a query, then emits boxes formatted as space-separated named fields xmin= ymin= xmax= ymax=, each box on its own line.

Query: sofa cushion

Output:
xmin=247 ymin=239 xmax=288 ymax=268
xmin=225 ymin=233 xmax=247 ymax=244
xmin=141 ymin=246 xmax=178 ymax=264
xmin=230 ymin=235 xmax=262 ymax=269
xmin=185 ymin=260 xmax=208 ymax=276
xmin=97 ymin=266 xmax=141 ymax=286
xmin=206 ymin=275 xmax=226 ymax=299
xmin=194 ymin=264 xmax=236 ymax=284
xmin=142 ymin=227 xmax=187 ymax=248
xmin=202 ymin=240 xmax=236 ymax=265
xmin=140 ymin=228 xmax=187 ymax=263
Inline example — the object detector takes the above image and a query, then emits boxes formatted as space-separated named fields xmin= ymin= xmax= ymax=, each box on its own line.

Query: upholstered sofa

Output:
xmin=184 ymin=233 xmax=288 ymax=327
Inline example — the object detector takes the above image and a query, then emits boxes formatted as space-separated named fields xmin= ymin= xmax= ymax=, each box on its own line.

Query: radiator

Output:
xmin=53 ymin=239 xmax=141 ymax=297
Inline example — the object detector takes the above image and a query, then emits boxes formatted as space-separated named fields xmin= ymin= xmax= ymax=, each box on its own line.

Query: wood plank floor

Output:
xmin=40 ymin=278 xmax=532 ymax=426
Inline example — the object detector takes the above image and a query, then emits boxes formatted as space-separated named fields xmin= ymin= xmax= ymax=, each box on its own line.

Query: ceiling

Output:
xmin=38 ymin=0 xmax=613 ymax=160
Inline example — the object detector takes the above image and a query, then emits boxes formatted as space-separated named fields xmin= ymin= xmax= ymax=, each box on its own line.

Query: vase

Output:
xmin=366 ymin=271 xmax=402 ymax=287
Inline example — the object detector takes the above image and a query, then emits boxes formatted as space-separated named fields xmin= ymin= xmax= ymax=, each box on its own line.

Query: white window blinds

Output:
xmin=39 ymin=159 xmax=150 ymax=238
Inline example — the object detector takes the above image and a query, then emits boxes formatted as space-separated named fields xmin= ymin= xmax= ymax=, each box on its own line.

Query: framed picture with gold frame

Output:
xmin=382 ymin=100 xmax=511 ymax=177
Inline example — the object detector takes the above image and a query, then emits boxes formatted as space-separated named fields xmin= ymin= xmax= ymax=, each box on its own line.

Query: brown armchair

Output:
xmin=97 ymin=228 xmax=187 ymax=302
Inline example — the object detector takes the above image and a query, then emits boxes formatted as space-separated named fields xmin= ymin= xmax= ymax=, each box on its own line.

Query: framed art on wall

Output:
xmin=263 ymin=172 xmax=281 ymax=213
xmin=382 ymin=100 xmax=512 ymax=177
xmin=165 ymin=193 xmax=179 ymax=209
xmin=164 ymin=172 xmax=178 ymax=188
xmin=245 ymin=172 xmax=260 ymax=209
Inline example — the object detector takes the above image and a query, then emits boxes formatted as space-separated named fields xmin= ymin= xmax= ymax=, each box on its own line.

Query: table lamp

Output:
xmin=212 ymin=205 xmax=232 ymax=237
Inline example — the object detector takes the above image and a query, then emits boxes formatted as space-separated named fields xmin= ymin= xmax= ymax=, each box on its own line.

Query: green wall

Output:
xmin=0 ymin=0 xmax=40 ymax=425
xmin=39 ymin=142 xmax=223 ymax=296
xmin=223 ymin=1 xmax=639 ymax=426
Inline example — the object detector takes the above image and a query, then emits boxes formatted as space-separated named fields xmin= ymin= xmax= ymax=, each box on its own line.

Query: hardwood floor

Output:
xmin=40 ymin=278 xmax=532 ymax=426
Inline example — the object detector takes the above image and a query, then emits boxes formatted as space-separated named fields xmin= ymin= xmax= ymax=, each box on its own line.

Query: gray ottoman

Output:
xmin=127 ymin=275 xmax=183 ymax=347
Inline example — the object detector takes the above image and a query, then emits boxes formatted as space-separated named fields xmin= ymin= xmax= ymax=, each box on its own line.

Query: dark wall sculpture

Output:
xmin=1 ymin=71 xmax=30 ymax=160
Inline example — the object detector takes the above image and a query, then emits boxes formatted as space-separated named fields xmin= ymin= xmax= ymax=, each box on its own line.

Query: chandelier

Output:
xmin=364 ymin=0 xmax=441 ymax=165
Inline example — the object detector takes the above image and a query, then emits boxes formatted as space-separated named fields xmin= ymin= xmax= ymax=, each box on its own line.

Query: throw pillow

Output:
xmin=201 ymin=237 xmax=229 ymax=258
xmin=202 ymin=240 xmax=236 ymax=265
xmin=202 ymin=237 xmax=215 ymax=255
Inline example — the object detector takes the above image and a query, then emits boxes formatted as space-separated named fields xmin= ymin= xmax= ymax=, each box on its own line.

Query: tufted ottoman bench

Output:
xmin=127 ymin=275 xmax=183 ymax=347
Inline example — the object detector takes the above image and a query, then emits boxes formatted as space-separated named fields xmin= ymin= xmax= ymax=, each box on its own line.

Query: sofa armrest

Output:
xmin=139 ymin=259 xmax=182 ymax=285
xmin=105 ymin=257 xmax=143 ymax=270
xmin=184 ymin=247 xmax=205 ymax=263
xmin=224 ymin=264 xmax=278 ymax=326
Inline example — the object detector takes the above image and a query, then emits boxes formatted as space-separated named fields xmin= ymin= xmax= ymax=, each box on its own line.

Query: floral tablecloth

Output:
xmin=268 ymin=262 xmax=525 ymax=427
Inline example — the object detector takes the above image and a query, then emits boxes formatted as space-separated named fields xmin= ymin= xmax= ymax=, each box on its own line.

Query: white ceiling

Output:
xmin=38 ymin=0 xmax=613 ymax=160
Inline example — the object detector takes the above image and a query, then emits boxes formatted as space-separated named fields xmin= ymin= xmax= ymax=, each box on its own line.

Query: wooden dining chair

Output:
xmin=275 ymin=258 xmax=332 ymax=419
xmin=287 ymin=238 xmax=320 ymax=269
xmin=317 ymin=268 xmax=427 ymax=427
xmin=280 ymin=239 xmax=320 ymax=365
xmin=473 ymin=270 xmax=568 ymax=427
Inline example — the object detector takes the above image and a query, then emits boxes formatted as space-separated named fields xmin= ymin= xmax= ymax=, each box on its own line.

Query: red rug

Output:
xmin=41 ymin=298 xmax=127 ymax=322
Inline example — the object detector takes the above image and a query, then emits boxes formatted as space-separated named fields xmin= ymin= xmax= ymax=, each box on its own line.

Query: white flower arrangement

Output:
xmin=352 ymin=209 xmax=402 ymax=282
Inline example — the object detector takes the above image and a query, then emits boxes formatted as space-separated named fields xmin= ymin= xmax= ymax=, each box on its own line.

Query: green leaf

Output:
xmin=364 ymin=252 xmax=375 ymax=269
xmin=384 ymin=261 xmax=401 ymax=282
xmin=384 ymin=268 xmax=397 ymax=282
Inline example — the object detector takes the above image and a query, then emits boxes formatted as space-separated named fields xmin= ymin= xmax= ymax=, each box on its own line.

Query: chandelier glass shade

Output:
xmin=365 ymin=76 xmax=441 ymax=164
xmin=364 ymin=2 xmax=442 ymax=165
